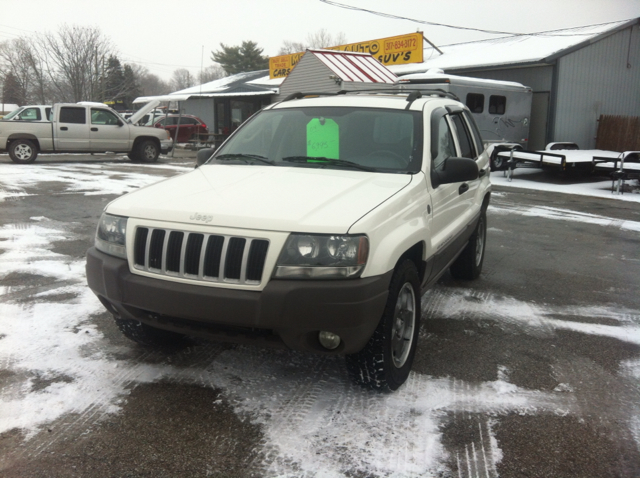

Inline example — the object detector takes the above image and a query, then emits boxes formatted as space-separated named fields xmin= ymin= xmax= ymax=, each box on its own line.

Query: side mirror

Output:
xmin=431 ymin=157 xmax=479 ymax=188
xmin=196 ymin=148 xmax=216 ymax=167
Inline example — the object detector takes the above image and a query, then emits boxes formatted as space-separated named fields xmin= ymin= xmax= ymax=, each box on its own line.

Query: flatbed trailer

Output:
xmin=495 ymin=142 xmax=640 ymax=194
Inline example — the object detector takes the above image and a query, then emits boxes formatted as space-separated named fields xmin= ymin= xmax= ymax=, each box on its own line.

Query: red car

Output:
xmin=153 ymin=114 xmax=208 ymax=143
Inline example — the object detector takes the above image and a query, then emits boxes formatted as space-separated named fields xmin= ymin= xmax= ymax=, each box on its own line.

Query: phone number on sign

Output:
xmin=385 ymin=38 xmax=417 ymax=52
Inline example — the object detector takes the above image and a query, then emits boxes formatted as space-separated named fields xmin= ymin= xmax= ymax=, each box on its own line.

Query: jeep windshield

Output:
xmin=212 ymin=106 xmax=423 ymax=173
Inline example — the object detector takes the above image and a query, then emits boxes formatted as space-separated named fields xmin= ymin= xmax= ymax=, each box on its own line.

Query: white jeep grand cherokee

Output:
xmin=86 ymin=91 xmax=491 ymax=391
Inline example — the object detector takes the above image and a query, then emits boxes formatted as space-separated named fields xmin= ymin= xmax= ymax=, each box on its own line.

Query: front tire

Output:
xmin=346 ymin=260 xmax=421 ymax=392
xmin=114 ymin=317 xmax=186 ymax=348
xmin=136 ymin=140 xmax=159 ymax=163
xmin=9 ymin=139 xmax=38 ymax=164
xmin=450 ymin=210 xmax=487 ymax=280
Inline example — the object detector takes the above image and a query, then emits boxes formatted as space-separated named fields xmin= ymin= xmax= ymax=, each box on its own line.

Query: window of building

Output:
xmin=466 ymin=93 xmax=484 ymax=114
xmin=489 ymin=95 xmax=506 ymax=115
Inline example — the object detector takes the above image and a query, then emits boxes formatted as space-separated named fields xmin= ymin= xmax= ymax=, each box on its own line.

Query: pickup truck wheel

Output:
xmin=9 ymin=139 xmax=38 ymax=164
xmin=137 ymin=140 xmax=159 ymax=163
xmin=450 ymin=210 xmax=487 ymax=280
xmin=114 ymin=317 xmax=186 ymax=348
xmin=345 ymin=259 xmax=421 ymax=392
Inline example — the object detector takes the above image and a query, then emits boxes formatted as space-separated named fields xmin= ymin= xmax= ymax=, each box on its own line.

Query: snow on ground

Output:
xmin=1 ymin=161 xmax=639 ymax=476
xmin=0 ymin=159 xmax=191 ymax=201
xmin=490 ymin=202 xmax=640 ymax=232
xmin=0 ymin=216 xmax=636 ymax=476
xmin=490 ymin=169 xmax=640 ymax=203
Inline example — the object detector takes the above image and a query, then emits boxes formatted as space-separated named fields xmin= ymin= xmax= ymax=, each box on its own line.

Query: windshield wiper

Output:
xmin=282 ymin=156 xmax=377 ymax=172
xmin=215 ymin=153 xmax=275 ymax=166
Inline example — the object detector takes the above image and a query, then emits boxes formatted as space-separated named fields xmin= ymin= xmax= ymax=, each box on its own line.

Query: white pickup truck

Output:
xmin=0 ymin=102 xmax=172 ymax=163
xmin=86 ymin=91 xmax=492 ymax=391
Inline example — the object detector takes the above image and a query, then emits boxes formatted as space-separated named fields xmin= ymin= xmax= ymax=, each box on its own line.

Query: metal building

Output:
xmin=391 ymin=18 xmax=640 ymax=150
xmin=277 ymin=49 xmax=398 ymax=100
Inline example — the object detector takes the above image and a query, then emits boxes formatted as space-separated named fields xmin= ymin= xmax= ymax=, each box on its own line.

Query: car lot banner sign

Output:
xmin=269 ymin=32 xmax=423 ymax=79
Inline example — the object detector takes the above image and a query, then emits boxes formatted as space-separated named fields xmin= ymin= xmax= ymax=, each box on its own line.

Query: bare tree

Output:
xmin=36 ymin=25 xmax=116 ymax=102
xmin=129 ymin=64 xmax=171 ymax=97
xmin=170 ymin=68 xmax=195 ymax=91
xmin=198 ymin=64 xmax=226 ymax=84
xmin=307 ymin=29 xmax=347 ymax=49
xmin=277 ymin=29 xmax=347 ymax=55
xmin=278 ymin=40 xmax=307 ymax=55
xmin=0 ymin=37 xmax=51 ymax=104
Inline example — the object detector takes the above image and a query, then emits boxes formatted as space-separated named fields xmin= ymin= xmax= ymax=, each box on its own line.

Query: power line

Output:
xmin=318 ymin=0 xmax=634 ymax=37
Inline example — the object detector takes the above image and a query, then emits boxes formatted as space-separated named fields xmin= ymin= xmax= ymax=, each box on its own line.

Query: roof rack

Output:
xmin=281 ymin=88 xmax=460 ymax=103
xmin=281 ymin=91 xmax=347 ymax=102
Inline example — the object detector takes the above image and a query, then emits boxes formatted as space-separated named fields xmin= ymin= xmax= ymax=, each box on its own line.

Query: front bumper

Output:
xmin=86 ymin=247 xmax=391 ymax=354
xmin=160 ymin=140 xmax=173 ymax=154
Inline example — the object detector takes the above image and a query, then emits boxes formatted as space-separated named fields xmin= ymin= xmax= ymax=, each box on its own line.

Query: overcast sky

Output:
xmin=1 ymin=0 xmax=639 ymax=81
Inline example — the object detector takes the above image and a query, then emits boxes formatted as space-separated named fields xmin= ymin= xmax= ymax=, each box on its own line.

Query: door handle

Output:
xmin=91 ymin=127 xmax=98 ymax=131
xmin=459 ymin=183 xmax=469 ymax=195
xmin=60 ymin=126 xmax=68 ymax=131
xmin=478 ymin=168 xmax=487 ymax=178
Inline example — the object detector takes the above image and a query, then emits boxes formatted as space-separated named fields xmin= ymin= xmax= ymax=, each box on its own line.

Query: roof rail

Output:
xmin=281 ymin=91 xmax=347 ymax=102
xmin=343 ymin=87 xmax=461 ymax=102
xmin=280 ymin=88 xmax=460 ymax=103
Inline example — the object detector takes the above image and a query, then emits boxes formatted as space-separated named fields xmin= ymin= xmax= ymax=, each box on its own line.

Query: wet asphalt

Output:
xmin=0 ymin=152 xmax=639 ymax=477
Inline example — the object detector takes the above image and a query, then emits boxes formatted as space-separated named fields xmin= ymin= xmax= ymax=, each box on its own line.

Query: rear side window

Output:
xmin=489 ymin=95 xmax=506 ymax=115
xmin=432 ymin=116 xmax=456 ymax=171
xmin=466 ymin=93 xmax=484 ymax=113
xmin=60 ymin=107 xmax=86 ymax=124
xmin=450 ymin=114 xmax=475 ymax=159
xmin=462 ymin=110 xmax=484 ymax=155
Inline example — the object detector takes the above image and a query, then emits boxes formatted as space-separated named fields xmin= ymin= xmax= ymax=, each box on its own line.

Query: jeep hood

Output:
xmin=107 ymin=165 xmax=413 ymax=233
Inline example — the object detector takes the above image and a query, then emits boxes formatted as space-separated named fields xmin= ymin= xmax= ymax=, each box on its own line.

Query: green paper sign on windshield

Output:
xmin=307 ymin=118 xmax=339 ymax=159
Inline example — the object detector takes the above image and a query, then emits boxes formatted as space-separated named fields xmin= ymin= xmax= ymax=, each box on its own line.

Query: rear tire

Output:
xmin=136 ymin=140 xmax=159 ymax=163
xmin=450 ymin=210 xmax=487 ymax=280
xmin=9 ymin=139 xmax=38 ymax=164
xmin=346 ymin=260 xmax=421 ymax=392
xmin=114 ymin=317 xmax=186 ymax=348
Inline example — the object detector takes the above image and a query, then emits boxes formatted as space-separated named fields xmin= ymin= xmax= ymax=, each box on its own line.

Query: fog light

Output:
xmin=318 ymin=331 xmax=341 ymax=350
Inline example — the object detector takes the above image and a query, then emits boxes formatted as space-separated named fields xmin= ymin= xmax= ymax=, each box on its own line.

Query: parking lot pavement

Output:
xmin=1 ymin=154 xmax=639 ymax=477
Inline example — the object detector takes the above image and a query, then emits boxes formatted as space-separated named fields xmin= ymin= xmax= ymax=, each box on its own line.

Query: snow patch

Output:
xmin=490 ymin=170 xmax=640 ymax=203
xmin=489 ymin=204 xmax=640 ymax=231
xmin=0 ymin=162 xmax=190 ymax=197
xmin=425 ymin=289 xmax=640 ymax=346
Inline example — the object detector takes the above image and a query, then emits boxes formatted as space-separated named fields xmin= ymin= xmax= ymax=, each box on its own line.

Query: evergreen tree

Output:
xmin=122 ymin=64 xmax=140 ymax=109
xmin=211 ymin=41 xmax=269 ymax=75
xmin=2 ymin=71 xmax=25 ymax=105
xmin=104 ymin=55 xmax=124 ymax=104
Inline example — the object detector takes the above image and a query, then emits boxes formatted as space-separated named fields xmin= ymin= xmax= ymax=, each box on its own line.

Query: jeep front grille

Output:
xmin=133 ymin=227 xmax=269 ymax=284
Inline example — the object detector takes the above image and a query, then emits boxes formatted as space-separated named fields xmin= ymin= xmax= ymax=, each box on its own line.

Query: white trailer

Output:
xmin=495 ymin=142 xmax=640 ymax=194
xmin=397 ymin=70 xmax=533 ymax=150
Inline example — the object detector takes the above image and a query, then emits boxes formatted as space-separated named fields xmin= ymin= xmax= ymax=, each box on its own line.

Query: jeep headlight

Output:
xmin=275 ymin=234 xmax=368 ymax=279
xmin=95 ymin=213 xmax=128 ymax=259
